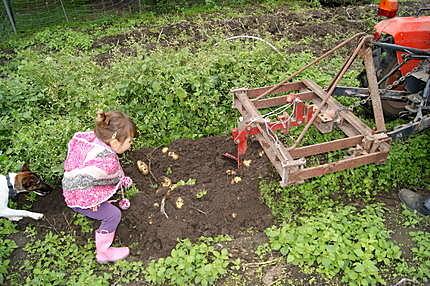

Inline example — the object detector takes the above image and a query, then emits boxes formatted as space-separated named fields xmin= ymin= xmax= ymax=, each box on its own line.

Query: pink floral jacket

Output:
xmin=62 ymin=131 xmax=132 ymax=209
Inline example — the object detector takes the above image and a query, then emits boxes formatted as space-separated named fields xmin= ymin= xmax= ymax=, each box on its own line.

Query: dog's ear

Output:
xmin=21 ymin=163 xmax=30 ymax=172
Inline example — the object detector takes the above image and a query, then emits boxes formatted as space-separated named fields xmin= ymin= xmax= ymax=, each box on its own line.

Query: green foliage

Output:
xmin=33 ymin=28 xmax=93 ymax=52
xmin=171 ymin=178 xmax=197 ymax=191
xmin=145 ymin=237 xmax=231 ymax=285
xmin=20 ymin=231 xmax=106 ymax=285
xmin=107 ymin=260 xmax=146 ymax=285
xmin=125 ymin=184 xmax=140 ymax=199
xmin=260 ymin=131 xmax=430 ymax=220
xmin=401 ymin=205 xmax=430 ymax=228
xmin=196 ymin=189 xmax=208 ymax=199
xmin=265 ymin=205 xmax=402 ymax=285
xmin=0 ymin=219 xmax=18 ymax=284
xmin=406 ymin=231 xmax=430 ymax=282
xmin=72 ymin=213 xmax=93 ymax=234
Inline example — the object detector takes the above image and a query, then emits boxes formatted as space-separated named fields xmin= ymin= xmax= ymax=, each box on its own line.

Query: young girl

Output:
xmin=62 ymin=111 xmax=137 ymax=263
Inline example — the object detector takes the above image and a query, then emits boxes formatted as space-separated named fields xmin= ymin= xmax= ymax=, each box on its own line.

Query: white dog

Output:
xmin=0 ymin=164 xmax=53 ymax=221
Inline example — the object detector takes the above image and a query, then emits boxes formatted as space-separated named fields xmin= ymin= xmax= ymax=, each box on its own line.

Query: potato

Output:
xmin=171 ymin=153 xmax=179 ymax=160
xmin=137 ymin=160 xmax=149 ymax=175
xmin=243 ymin=159 xmax=252 ymax=167
xmin=161 ymin=177 xmax=172 ymax=187
xmin=162 ymin=147 xmax=169 ymax=153
xmin=176 ymin=197 xmax=184 ymax=209
xmin=230 ymin=176 xmax=242 ymax=184
xmin=168 ymin=151 xmax=179 ymax=160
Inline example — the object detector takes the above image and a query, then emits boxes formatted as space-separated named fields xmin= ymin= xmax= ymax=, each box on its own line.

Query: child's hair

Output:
xmin=95 ymin=111 xmax=137 ymax=144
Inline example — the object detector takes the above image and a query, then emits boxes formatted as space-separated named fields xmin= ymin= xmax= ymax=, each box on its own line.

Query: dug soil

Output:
xmin=20 ymin=136 xmax=275 ymax=260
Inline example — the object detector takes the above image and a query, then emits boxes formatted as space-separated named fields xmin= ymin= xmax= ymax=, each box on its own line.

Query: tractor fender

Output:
xmin=374 ymin=16 xmax=430 ymax=75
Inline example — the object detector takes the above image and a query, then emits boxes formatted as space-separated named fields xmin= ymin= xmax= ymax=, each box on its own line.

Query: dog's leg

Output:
xmin=2 ymin=208 xmax=44 ymax=220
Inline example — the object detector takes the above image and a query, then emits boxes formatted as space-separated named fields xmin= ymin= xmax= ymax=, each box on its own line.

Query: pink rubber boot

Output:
xmin=95 ymin=231 xmax=129 ymax=263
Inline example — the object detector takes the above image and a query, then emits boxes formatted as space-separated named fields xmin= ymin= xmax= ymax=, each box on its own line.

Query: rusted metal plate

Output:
xmin=288 ymin=151 xmax=389 ymax=184
xmin=289 ymin=135 xmax=364 ymax=159
xmin=233 ymin=82 xmax=307 ymax=98
xmin=303 ymin=79 xmax=374 ymax=136
xmin=252 ymin=91 xmax=316 ymax=109
xmin=362 ymin=46 xmax=386 ymax=132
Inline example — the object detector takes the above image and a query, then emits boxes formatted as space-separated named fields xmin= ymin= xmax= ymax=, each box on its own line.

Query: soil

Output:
xmin=92 ymin=5 xmax=373 ymax=65
xmin=90 ymin=0 xmax=428 ymax=66
xmin=17 ymin=136 xmax=275 ymax=260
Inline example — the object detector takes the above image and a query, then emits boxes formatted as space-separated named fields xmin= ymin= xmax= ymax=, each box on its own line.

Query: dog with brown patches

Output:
xmin=0 ymin=164 xmax=53 ymax=221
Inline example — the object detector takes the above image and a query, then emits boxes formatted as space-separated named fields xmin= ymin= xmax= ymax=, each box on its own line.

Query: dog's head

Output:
xmin=13 ymin=164 xmax=53 ymax=196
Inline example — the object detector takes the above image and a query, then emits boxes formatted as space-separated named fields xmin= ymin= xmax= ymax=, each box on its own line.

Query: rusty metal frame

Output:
xmin=230 ymin=36 xmax=391 ymax=186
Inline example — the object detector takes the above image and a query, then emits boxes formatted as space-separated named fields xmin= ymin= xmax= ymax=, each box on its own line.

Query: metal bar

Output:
xmin=290 ymin=35 xmax=370 ymax=148
xmin=253 ymin=32 xmax=366 ymax=101
xmin=303 ymin=79 xmax=373 ymax=135
xmin=235 ymin=91 xmax=294 ymax=164
xmin=289 ymin=135 xmax=364 ymax=159
xmin=252 ymin=91 xmax=316 ymax=109
xmin=288 ymin=151 xmax=388 ymax=184
xmin=333 ymin=86 xmax=407 ymax=99
xmin=373 ymin=41 xmax=430 ymax=56
xmin=362 ymin=46 xmax=386 ymax=132
xmin=233 ymin=82 xmax=305 ymax=99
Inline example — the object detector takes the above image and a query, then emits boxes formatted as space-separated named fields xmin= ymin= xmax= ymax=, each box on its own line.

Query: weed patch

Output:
xmin=265 ymin=205 xmax=402 ymax=285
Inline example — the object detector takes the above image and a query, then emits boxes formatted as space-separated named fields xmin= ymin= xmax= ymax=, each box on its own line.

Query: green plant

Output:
xmin=196 ymin=189 xmax=208 ymax=199
xmin=20 ymin=231 xmax=104 ymax=285
xmin=170 ymin=178 xmax=197 ymax=190
xmin=404 ymin=231 xmax=430 ymax=282
xmin=72 ymin=213 xmax=93 ymax=234
xmin=0 ymin=219 xmax=18 ymax=284
xmin=145 ymin=238 xmax=231 ymax=285
xmin=24 ymin=225 xmax=37 ymax=239
xmin=255 ymin=242 xmax=272 ymax=260
xmin=125 ymin=184 xmax=140 ymax=199
xmin=401 ymin=205 xmax=429 ymax=228
xmin=265 ymin=205 xmax=402 ymax=285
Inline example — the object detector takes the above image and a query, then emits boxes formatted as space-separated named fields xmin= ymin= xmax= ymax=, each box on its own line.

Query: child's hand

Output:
xmin=91 ymin=205 xmax=99 ymax=212
xmin=120 ymin=176 xmax=133 ymax=188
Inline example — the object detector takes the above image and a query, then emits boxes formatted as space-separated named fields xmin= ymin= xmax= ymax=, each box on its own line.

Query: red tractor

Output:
xmin=354 ymin=0 xmax=430 ymax=139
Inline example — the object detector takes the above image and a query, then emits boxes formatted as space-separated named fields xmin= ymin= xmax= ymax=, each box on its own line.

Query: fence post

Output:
xmin=59 ymin=0 xmax=69 ymax=22
xmin=3 ymin=0 xmax=16 ymax=33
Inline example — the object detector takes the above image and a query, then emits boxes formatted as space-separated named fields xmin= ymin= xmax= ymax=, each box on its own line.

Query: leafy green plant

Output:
xmin=404 ymin=231 xmax=430 ymax=282
xmin=145 ymin=238 xmax=231 ymax=285
xmin=265 ymin=205 xmax=402 ymax=285
xmin=170 ymin=178 xmax=197 ymax=190
xmin=19 ymin=231 xmax=104 ymax=285
xmin=72 ymin=213 xmax=93 ymax=234
xmin=0 ymin=219 xmax=18 ymax=284
xmin=401 ymin=205 xmax=429 ymax=228
xmin=125 ymin=184 xmax=140 ymax=199
xmin=196 ymin=189 xmax=208 ymax=199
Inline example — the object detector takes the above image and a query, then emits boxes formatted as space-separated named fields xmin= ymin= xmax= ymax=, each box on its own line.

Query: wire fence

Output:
xmin=1 ymin=0 xmax=144 ymax=39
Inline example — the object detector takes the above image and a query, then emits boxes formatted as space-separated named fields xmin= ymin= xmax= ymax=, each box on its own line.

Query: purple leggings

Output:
xmin=73 ymin=202 xmax=121 ymax=233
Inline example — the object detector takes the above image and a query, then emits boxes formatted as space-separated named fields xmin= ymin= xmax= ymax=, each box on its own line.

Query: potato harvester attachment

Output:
xmin=225 ymin=34 xmax=392 ymax=186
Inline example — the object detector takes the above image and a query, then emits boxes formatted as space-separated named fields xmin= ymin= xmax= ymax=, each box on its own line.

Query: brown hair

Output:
xmin=94 ymin=111 xmax=137 ymax=144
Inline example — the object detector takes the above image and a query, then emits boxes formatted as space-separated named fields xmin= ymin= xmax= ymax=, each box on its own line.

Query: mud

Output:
xmin=20 ymin=136 xmax=275 ymax=260
xmin=92 ymin=5 xmax=373 ymax=65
